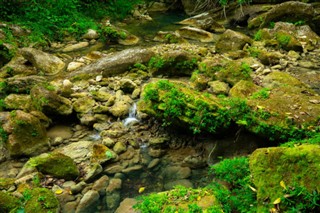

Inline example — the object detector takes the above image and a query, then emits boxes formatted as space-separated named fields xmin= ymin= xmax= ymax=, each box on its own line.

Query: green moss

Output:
xmin=28 ymin=152 xmax=79 ymax=180
xmin=0 ymin=191 xmax=20 ymax=212
xmin=0 ymin=178 xmax=15 ymax=190
xmin=249 ymin=145 xmax=320 ymax=210
xmin=134 ymin=185 xmax=223 ymax=212
xmin=24 ymin=188 xmax=59 ymax=213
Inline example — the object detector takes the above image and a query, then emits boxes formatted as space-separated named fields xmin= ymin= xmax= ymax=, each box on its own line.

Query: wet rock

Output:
xmin=178 ymin=12 xmax=225 ymax=33
xmin=149 ymin=137 xmax=169 ymax=146
xmin=91 ymin=144 xmax=117 ymax=164
xmin=122 ymin=165 xmax=143 ymax=174
xmin=63 ymin=42 xmax=89 ymax=52
xmin=106 ymin=191 xmax=121 ymax=210
xmin=115 ymin=198 xmax=138 ymax=213
xmin=106 ymin=178 xmax=122 ymax=193
xmin=83 ymin=163 xmax=103 ymax=183
xmin=68 ymin=48 xmax=154 ymax=78
xmin=229 ymin=80 xmax=260 ymax=99
xmin=92 ymin=175 xmax=109 ymax=196
xmin=104 ymin=164 xmax=125 ymax=175
xmin=20 ymin=47 xmax=65 ymax=75
xmin=120 ymin=79 xmax=137 ymax=94
xmin=91 ymin=90 xmax=112 ymax=102
xmin=164 ymin=179 xmax=193 ymax=190
xmin=176 ymin=26 xmax=215 ymax=43
xmin=71 ymin=181 xmax=87 ymax=194
xmin=109 ymin=95 xmax=133 ymax=118
xmin=27 ymin=152 xmax=79 ymax=180
xmin=75 ymin=190 xmax=100 ymax=213
xmin=161 ymin=166 xmax=191 ymax=181
xmin=1 ymin=110 xmax=48 ymax=157
xmin=147 ymin=158 xmax=160 ymax=169
xmin=250 ymin=144 xmax=320 ymax=209
xmin=30 ymin=85 xmax=73 ymax=115
xmin=215 ymin=29 xmax=252 ymax=53
xmin=208 ymin=80 xmax=230 ymax=95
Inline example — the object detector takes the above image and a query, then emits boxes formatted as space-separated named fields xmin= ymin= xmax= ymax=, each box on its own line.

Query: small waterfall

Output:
xmin=123 ymin=103 xmax=139 ymax=127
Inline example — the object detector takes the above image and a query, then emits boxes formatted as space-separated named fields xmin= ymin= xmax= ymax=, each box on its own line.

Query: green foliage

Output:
xmin=101 ymin=26 xmax=127 ymax=42
xmin=175 ymin=58 xmax=198 ymax=70
xmin=247 ymin=46 xmax=261 ymax=58
xmin=164 ymin=34 xmax=178 ymax=44
xmin=281 ymin=133 xmax=320 ymax=147
xmin=134 ymin=185 xmax=223 ymax=213
xmin=148 ymin=56 xmax=167 ymax=70
xmin=240 ymin=62 xmax=252 ymax=78
xmin=279 ymin=183 xmax=320 ymax=212
xmin=0 ymin=125 xmax=8 ymax=144
xmin=269 ymin=21 xmax=275 ymax=29
xmin=253 ymin=30 xmax=262 ymax=41
xmin=250 ymin=88 xmax=270 ymax=100
xmin=209 ymin=157 xmax=257 ymax=213
xmin=276 ymin=34 xmax=291 ymax=47
xmin=0 ymin=0 xmax=143 ymax=45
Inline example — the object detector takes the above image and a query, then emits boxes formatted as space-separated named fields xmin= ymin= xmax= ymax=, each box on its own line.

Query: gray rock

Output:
xmin=115 ymin=198 xmax=138 ymax=213
xmin=92 ymin=175 xmax=109 ymax=196
xmin=164 ymin=179 xmax=194 ymax=190
xmin=75 ymin=190 xmax=100 ymax=213
xmin=176 ymin=26 xmax=215 ymax=42
xmin=106 ymin=192 xmax=121 ymax=210
xmin=83 ymin=163 xmax=103 ymax=183
xmin=82 ymin=29 xmax=99 ymax=40
xmin=161 ymin=166 xmax=191 ymax=181
xmin=57 ymin=141 xmax=93 ymax=163
xmin=20 ymin=47 xmax=65 ymax=75
xmin=71 ymin=181 xmax=87 ymax=194
xmin=68 ymin=48 xmax=154 ymax=78
xmin=63 ymin=42 xmax=89 ymax=52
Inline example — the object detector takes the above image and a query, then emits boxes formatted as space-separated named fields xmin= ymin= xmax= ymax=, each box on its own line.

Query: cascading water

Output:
xmin=123 ymin=102 xmax=139 ymax=127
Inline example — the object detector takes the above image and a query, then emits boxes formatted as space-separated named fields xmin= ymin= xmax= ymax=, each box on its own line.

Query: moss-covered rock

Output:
xmin=215 ymin=29 xmax=252 ymax=53
xmin=249 ymin=144 xmax=320 ymax=210
xmin=4 ymin=94 xmax=32 ymax=111
xmin=24 ymin=188 xmax=60 ymax=213
xmin=0 ymin=178 xmax=15 ymax=190
xmin=200 ymin=57 xmax=254 ymax=86
xmin=30 ymin=85 xmax=72 ymax=115
xmin=27 ymin=152 xmax=79 ymax=180
xmin=2 ymin=110 xmax=48 ymax=157
xmin=133 ymin=186 xmax=223 ymax=212
xmin=0 ymin=191 xmax=20 ymax=213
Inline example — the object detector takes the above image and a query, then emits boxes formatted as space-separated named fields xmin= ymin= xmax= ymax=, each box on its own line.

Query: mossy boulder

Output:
xmin=2 ymin=110 xmax=48 ymax=157
xmin=27 ymin=152 xmax=79 ymax=180
xmin=230 ymin=71 xmax=320 ymax=140
xmin=249 ymin=144 xmax=320 ymax=210
xmin=24 ymin=188 xmax=60 ymax=213
xmin=133 ymin=186 xmax=223 ymax=212
xmin=6 ymin=75 xmax=46 ymax=93
xmin=4 ymin=94 xmax=32 ymax=111
xmin=30 ymin=85 xmax=73 ymax=115
xmin=215 ymin=29 xmax=252 ymax=53
xmin=72 ymin=97 xmax=96 ymax=114
xmin=0 ymin=191 xmax=20 ymax=213
xmin=0 ymin=178 xmax=15 ymax=190
xmin=200 ymin=57 xmax=254 ymax=86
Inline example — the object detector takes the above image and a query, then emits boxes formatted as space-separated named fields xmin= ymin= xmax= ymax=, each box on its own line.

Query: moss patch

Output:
xmin=24 ymin=188 xmax=59 ymax=213
xmin=0 ymin=191 xmax=20 ymax=212
xmin=28 ymin=152 xmax=79 ymax=180
xmin=249 ymin=144 xmax=320 ymax=210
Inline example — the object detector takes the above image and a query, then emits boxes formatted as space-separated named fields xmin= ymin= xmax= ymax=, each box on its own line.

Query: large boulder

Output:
xmin=68 ymin=48 xmax=154 ymax=78
xmin=250 ymin=144 xmax=320 ymax=211
xmin=20 ymin=47 xmax=65 ymax=75
xmin=248 ymin=1 xmax=316 ymax=30
xmin=176 ymin=26 xmax=216 ymax=42
xmin=0 ymin=55 xmax=37 ymax=77
xmin=178 ymin=12 xmax=225 ymax=33
xmin=30 ymin=85 xmax=73 ymax=115
xmin=1 ymin=110 xmax=48 ymax=157
xmin=215 ymin=29 xmax=252 ymax=53
xmin=6 ymin=75 xmax=46 ymax=93
xmin=27 ymin=152 xmax=79 ymax=180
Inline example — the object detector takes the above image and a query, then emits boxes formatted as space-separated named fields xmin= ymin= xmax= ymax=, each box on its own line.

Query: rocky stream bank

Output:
xmin=1 ymin=1 xmax=320 ymax=212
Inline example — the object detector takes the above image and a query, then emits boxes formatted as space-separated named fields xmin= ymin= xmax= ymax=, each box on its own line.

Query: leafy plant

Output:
xmin=253 ymin=30 xmax=262 ymax=41
xmin=0 ymin=125 xmax=8 ymax=143
xmin=240 ymin=62 xmax=252 ymax=78
xmin=250 ymin=88 xmax=270 ymax=100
